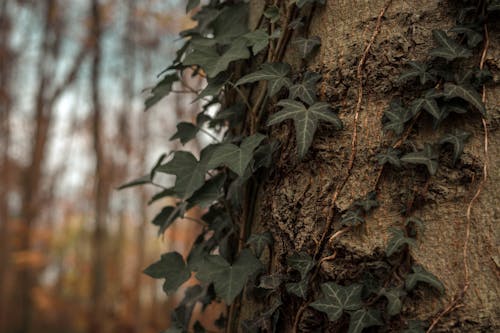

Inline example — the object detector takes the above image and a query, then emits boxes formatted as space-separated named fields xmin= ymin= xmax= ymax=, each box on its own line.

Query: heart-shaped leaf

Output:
xmin=443 ymin=83 xmax=486 ymax=116
xmin=292 ymin=36 xmax=321 ymax=59
xmin=383 ymin=101 xmax=412 ymax=135
xmin=289 ymin=71 xmax=322 ymax=105
xmin=196 ymin=249 xmax=263 ymax=304
xmin=170 ymin=122 xmax=199 ymax=145
xmin=380 ymin=288 xmax=406 ymax=316
xmin=439 ymin=129 xmax=470 ymax=164
xmin=385 ymin=227 xmax=416 ymax=257
xmin=347 ymin=309 xmax=383 ymax=333
xmin=144 ymin=252 xmax=191 ymax=294
xmin=267 ymin=100 xmax=342 ymax=158
xmin=310 ymin=283 xmax=363 ymax=321
xmin=287 ymin=252 xmax=315 ymax=280
xmin=236 ymin=63 xmax=292 ymax=96
xmin=429 ymin=29 xmax=472 ymax=61
xmin=286 ymin=280 xmax=309 ymax=298
xmin=405 ymin=265 xmax=444 ymax=294
xmin=398 ymin=61 xmax=436 ymax=85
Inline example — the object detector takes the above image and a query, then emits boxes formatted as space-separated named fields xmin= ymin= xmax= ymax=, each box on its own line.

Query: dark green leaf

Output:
xmin=144 ymin=252 xmax=190 ymax=294
xmin=194 ymin=73 xmax=230 ymax=102
xmin=439 ymin=129 xmax=470 ymax=164
xmin=376 ymin=147 xmax=401 ymax=168
xmin=405 ymin=265 xmax=445 ymax=294
xmin=118 ymin=174 xmax=150 ymax=190
xmin=258 ymin=274 xmax=284 ymax=290
xmin=267 ymin=100 xmax=342 ymax=158
xmin=385 ymin=227 xmax=415 ymax=257
xmin=145 ymin=74 xmax=178 ymax=110
xmin=398 ymin=61 xmax=436 ymax=85
xmin=381 ymin=288 xmax=406 ymax=316
xmin=170 ymin=122 xmax=199 ymax=145
xmin=443 ymin=83 xmax=486 ymax=116
xmin=348 ymin=309 xmax=383 ymax=333
xmin=286 ymin=280 xmax=309 ymax=298
xmin=292 ymin=36 xmax=321 ymax=59
xmin=242 ymin=29 xmax=271 ymax=55
xmin=207 ymin=133 xmax=266 ymax=176
xmin=156 ymin=151 xmax=206 ymax=198
xmin=400 ymin=144 xmax=439 ymax=175
xmin=151 ymin=206 xmax=181 ymax=234
xmin=429 ymin=29 xmax=472 ymax=61
xmin=264 ymin=6 xmax=280 ymax=23
xmin=405 ymin=217 xmax=424 ymax=230
xmin=247 ymin=231 xmax=273 ymax=257
xmin=236 ymin=63 xmax=292 ymax=96
xmin=196 ymin=249 xmax=263 ymax=304
xmin=289 ymin=72 xmax=322 ymax=105
xmin=310 ymin=283 xmax=363 ymax=321
xmin=383 ymin=101 xmax=412 ymax=135
xmin=340 ymin=210 xmax=365 ymax=227
xmin=287 ymin=252 xmax=315 ymax=280
xmin=354 ymin=192 xmax=379 ymax=213
xmin=450 ymin=25 xmax=483 ymax=48
xmin=212 ymin=3 xmax=249 ymax=44
xmin=187 ymin=173 xmax=226 ymax=208
xmin=186 ymin=0 xmax=199 ymax=13
xmin=411 ymin=95 xmax=441 ymax=119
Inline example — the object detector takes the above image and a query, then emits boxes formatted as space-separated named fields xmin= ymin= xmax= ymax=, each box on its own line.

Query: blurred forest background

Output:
xmin=0 ymin=0 xmax=222 ymax=332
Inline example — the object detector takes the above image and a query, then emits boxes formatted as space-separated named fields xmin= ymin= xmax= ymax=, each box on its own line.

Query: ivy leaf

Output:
xmin=247 ymin=232 xmax=273 ymax=257
xmin=118 ymin=174 xmax=151 ymax=190
xmin=443 ymin=83 xmax=486 ymax=116
xmin=187 ymin=173 xmax=226 ymax=208
xmin=376 ymin=147 xmax=401 ymax=168
xmin=170 ymin=122 xmax=199 ymax=145
xmin=340 ymin=210 xmax=365 ymax=227
xmin=145 ymin=73 xmax=178 ymax=110
xmin=207 ymin=133 xmax=266 ymax=176
xmin=267 ymin=100 xmax=342 ymax=158
xmin=236 ymin=63 xmax=292 ymax=96
xmin=405 ymin=265 xmax=445 ymax=294
xmin=258 ymin=274 xmax=284 ymax=290
xmin=212 ymin=3 xmax=249 ymax=44
xmin=144 ymin=252 xmax=191 ymax=294
xmin=398 ymin=61 xmax=436 ymax=85
xmin=347 ymin=309 xmax=383 ymax=333
xmin=400 ymin=144 xmax=439 ymax=175
xmin=196 ymin=249 xmax=263 ymax=304
xmin=294 ymin=0 xmax=326 ymax=8
xmin=156 ymin=151 xmax=207 ymax=198
xmin=183 ymin=38 xmax=250 ymax=78
xmin=287 ymin=252 xmax=315 ymax=280
xmin=354 ymin=192 xmax=379 ymax=213
xmin=286 ymin=280 xmax=309 ymax=298
xmin=289 ymin=72 xmax=322 ymax=105
xmin=292 ymin=36 xmax=321 ymax=59
xmin=151 ymin=205 xmax=181 ymax=234
xmin=385 ymin=227 xmax=416 ymax=257
xmin=429 ymin=29 xmax=472 ymax=61
xmin=148 ymin=187 xmax=177 ymax=205
xmin=264 ymin=6 xmax=280 ymax=23
xmin=310 ymin=283 xmax=363 ymax=321
xmin=439 ymin=129 xmax=470 ymax=164
xmin=242 ymin=29 xmax=271 ymax=55
xmin=383 ymin=101 xmax=412 ymax=135
xmin=411 ymin=92 xmax=441 ymax=120
xmin=194 ymin=73 xmax=230 ymax=102
xmin=450 ymin=25 xmax=483 ymax=48
xmin=381 ymin=288 xmax=406 ymax=316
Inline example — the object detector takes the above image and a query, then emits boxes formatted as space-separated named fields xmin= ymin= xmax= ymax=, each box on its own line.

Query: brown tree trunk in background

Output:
xmin=0 ymin=1 xmax=13 ymax=332
xmin=238 ymin=1 xmax=499 ymax=332
xmin=89 ymin=1 xmax=107 ymax=332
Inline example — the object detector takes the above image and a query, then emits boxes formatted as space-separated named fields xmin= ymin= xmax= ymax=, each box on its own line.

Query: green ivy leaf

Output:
xmin=183 ymin=38 xmax=250 ymax=78
xmin=148 ymin=187 xmax=177 ymax=205
xmin=264 ymin=6 xmax=280 ymax=23
xmin=381 ymin=288 xmax=406 ymax=316
xmin=258 ymin=274 xmax=284 ymax=290
xmin=207 ymin=133 xmax=265 ymax=176
xmin=287 ymin=252 xmax=315 ymax=280
xmin=196 ymin=249 xmax=263 ymax=304
xmin=194 ymin=73 xmax=230 ymax=102
xmin=187 ymin=173 xmax=226 ymax=208
xmin=170 ymin=122 xmax=199 ymax=145
xmin=340 ymin=210 xmax=365 ymax=227
xmin=247 ymin=231 xmax=273 ymax=257
xmin=376 ymin=147 xmax=401 ymax=168
xmin=286 ymin=280 xmax=309 ymax=298
xmin=400 ymin=144 xmax=439 ymax=175
xmin=443 ymin=83 xmax=486 ymax=116
xmin=294 ymin=0 xmax=326 ymax=9
xmin=310 ymin=283 xmax=363 ymax=321
xmin=450 ymin=25 xmax=483 ymax=48
xmin=118 ymin=174 xmax=151 ymax=190
xmin=348 ymin=309 xmax=383 ymax=333
xmin=145 ymin=73 xmax=178 ymax=110
xmin=267 ymin=100 xmax=342 ymax=158
xmin=405 ymin=265 xmax=445 ymax=294
xmin=144 ymin=252 xmax=191 ymax=294
xmin=429 ymin=29 xmax=472 ymax=61
xmin=439 ymin=129 xmax=470 ymax=164
xmin=410 ymin=92 xmax=441 ymax=119
xmin=383 ymin=101 xmax=412 ymax=135
xmin=236 ymin=63 xmax=292 ymax=96
xmin=212 ymin=3 xmax=249 ymax=44
xmin=156 ymin=151 xmax=207 ymax=198
xmin=385 ymin=227 xmax=416 ymax=257
xmin=289 ymin=72 xmax=322 ymax=105
xmin=354 ymin=192 xmax=379 ymax=213
xmin=398 ymin=61 xmax=436 ymax=85
xmin=241 ymin=29 xmax=271 ymax=55
xmin=151 ymin=205 xmax=181 ymax=234
xmin=292 ymin=36 xmax=321 ymax=59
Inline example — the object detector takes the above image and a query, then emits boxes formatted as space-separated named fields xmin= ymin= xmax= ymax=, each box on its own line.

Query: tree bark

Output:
xmin=240 ymin=0 xmax=499 ymax=332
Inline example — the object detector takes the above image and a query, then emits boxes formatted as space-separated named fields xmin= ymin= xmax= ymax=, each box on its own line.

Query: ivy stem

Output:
xmin=227 ymin=81 xmax=253 ymax=114
xmin=197 ymin=126 xmax=221 ymax=143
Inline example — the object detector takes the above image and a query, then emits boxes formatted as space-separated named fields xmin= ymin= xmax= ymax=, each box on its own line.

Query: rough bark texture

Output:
xmin=243 ymin=0 xmax=499 ymax=332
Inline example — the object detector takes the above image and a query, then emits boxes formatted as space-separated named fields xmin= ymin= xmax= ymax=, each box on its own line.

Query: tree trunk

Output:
xmin=240 ymin=0 xmax=499 ymax=332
